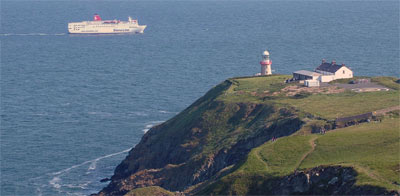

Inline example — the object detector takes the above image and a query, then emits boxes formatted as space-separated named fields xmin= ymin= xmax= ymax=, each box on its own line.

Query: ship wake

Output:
xmin=0 ymin=33 xmax=66 ymax=36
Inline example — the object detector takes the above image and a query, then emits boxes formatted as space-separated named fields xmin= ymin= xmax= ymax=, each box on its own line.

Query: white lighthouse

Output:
xmin=260 ymin=50 xmax=272 ymax=75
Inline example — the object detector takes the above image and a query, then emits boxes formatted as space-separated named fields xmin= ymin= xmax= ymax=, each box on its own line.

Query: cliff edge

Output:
xmin=97 ymin=75 xmax=399 ymax=195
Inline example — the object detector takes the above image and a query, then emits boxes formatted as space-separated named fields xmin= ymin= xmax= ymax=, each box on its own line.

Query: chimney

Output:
xmin=322 ymin=59 xmax=326 ymax=64
xmin=331 ymin=60 xmax=336 ymax=65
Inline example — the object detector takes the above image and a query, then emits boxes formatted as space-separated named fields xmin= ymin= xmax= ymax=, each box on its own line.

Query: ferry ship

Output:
xmin=68 ymin=14 xmax=146 ymax=34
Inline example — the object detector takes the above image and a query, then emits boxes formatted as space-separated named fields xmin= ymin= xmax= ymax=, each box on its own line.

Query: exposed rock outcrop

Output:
xmin=198 ymin=166 xmax=398 ymax=195
xmin=270 ymin=166 xmax=397 ymax=195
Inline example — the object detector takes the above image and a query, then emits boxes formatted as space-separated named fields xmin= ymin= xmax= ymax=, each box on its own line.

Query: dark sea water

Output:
xmin=1 ymin=0 xmax=399 ymax=195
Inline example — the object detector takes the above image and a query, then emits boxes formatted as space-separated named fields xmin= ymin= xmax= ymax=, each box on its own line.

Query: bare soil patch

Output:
xmin=280 ymin=85 xmax=345 ymax=96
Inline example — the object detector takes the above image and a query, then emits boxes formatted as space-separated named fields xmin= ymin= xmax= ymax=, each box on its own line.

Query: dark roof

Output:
xmin=315 ymin=62 xmax=343 ymax=73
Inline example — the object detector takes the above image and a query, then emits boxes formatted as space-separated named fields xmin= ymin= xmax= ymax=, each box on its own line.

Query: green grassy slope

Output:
xmin=125 ymin=186 xmax=175 ymax=196
xmin=199 ymin=118 xmax=399 ymax=195
xmin=300 ymin=118 xmax=400 ymax=190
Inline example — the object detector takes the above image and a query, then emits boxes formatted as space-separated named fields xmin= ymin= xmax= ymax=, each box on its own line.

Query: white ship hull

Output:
xmin=68 ymin=16 xmax=146 ymax=34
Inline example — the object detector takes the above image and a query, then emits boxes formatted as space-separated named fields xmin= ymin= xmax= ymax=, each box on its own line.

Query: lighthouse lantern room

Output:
xmin=260 ymin=50 xmax=272 ymax=75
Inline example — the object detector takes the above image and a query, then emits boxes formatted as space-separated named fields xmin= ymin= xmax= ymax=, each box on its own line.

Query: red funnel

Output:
xmin=94 ymin=14 xmax=102 ymax=21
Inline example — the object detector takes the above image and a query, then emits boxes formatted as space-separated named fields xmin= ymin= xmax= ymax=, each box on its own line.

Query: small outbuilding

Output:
xmin=305 ymin=79 xmax=320 ymax=87
xmin=293 ymin=70 xmax=321 ymax=81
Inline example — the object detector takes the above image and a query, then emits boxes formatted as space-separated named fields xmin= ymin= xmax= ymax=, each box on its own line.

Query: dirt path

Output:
xmin=373 ymin=105 xmax=400 ymax=115
xmin=257 ymin=136 xmax=319 ymax=171
xmin=251 ymin=136 xmax=395 ymax=188
xmin=294 ymin=136 xmax=318 ymax=170
xmin=254 ymin=144 xmax=269 ymax=169
xmin=340 ymin=163 xmax=394 ymax=185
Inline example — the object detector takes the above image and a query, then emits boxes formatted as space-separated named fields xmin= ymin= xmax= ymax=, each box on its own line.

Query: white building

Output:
xmin=314 ymin=60 xmax=353 ymax=82
xmin=292 ymin=59 xmax=353 ymax=86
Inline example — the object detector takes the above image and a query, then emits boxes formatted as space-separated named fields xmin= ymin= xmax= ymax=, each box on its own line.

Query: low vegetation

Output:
xmin=200 ymin=118 xmax=400 ymax=195
xmin=277 ymin=90 xmax=399 ymax=119
xmin=300 ymin=118 xmax=400 ymax=190
xmin=371 ymin=76 xmax=400 ymax=90
xmin=219 ymin=75 xmax=399 ymax=120
xmin=125 ymin=186 xmax=175 ymax=196
xmin=329 ymin=76 xmax=400 ymax=90
xmin=217 ymin=75 xmax=292 ymax=103
xmin=328 ymin=76 xmax=369 ymax=84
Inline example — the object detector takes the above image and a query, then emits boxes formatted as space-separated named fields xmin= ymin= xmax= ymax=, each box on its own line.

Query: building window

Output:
xmin=343 ymin=70 xmax=345 ymax=74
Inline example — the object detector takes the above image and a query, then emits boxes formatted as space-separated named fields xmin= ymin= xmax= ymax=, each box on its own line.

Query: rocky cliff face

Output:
xmin=265 ymin=166 xmax=397 ymax=195
xmin=198 ymin=166 xmax=398 ymax=195
xmin=97 ymin=80 xmax=304 ymax=195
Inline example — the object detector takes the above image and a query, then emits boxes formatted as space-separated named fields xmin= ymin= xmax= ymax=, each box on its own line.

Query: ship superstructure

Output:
xmin=68 ymin=14 xmax=146 ymax=34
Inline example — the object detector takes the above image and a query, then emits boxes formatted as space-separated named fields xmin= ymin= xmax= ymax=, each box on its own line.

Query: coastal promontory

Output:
xmin=97 ymin=75 xmax=399 ymax=195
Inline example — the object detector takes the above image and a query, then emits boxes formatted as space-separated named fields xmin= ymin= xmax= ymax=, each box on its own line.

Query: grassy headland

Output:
xmin=195 ymin=75 xmax=399 ymax=195
xmin=219 ymin=75 xmax=399 ymax=120
xmin=100 ymin=75 xmax=399 ymax=196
